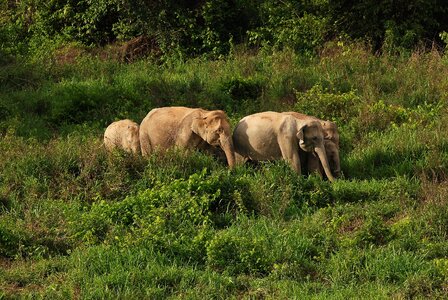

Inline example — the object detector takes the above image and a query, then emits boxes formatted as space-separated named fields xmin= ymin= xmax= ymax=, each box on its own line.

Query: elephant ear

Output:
xmin=296 ymin=124 xmax=306 ymax=141
xmin=190 ymin=111 xmax=207 ymax=136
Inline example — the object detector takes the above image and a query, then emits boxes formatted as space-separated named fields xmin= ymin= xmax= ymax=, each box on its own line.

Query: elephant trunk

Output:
xmin=220 ymin=135 xmax=236 ymax=169
xmin=315 ymin=146 xmax=336 ymax=182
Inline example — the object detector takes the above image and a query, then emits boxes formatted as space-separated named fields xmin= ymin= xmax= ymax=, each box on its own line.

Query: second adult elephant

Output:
xmin=286 ymin=111 xmax=341 ymax=178
xmin=233 ymin=111 xmax=336 ymax=182
xmin=139 ymin=107 xmax=236 ymax=168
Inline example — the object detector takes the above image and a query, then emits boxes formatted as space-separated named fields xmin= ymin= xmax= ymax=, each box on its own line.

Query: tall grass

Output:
xmin=1 ymin=44 xmax=448 ymax=298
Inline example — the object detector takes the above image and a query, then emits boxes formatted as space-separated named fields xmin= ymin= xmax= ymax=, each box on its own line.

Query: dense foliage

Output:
xmin=2 ymin=0 xmax=448 ymax=60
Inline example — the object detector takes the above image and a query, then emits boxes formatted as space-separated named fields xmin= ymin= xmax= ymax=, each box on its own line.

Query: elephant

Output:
xmin=139 ymin=106 xmax=236 ymax=168
xmin=285 ymin=111 xmax=341 ymax=179
xmin=232 ymin=111 xmax=336 ymax=182
xmin=104 ymin=119 xmax=140 ymax=154
xmin=300 ymin=139 xmax=341 ymax=179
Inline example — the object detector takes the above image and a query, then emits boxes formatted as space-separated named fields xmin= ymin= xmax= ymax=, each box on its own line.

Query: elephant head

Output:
xmin=321 ymin=120 xmax=339 ymax=147
xmin=191 ymin=110 xmax=236 ymax=168
xmin=296 ymin=120 xmax=336 ymax=182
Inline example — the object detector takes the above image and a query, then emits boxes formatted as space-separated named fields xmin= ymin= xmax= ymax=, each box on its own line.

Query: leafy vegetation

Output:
xmin=2 ymin=1 xmax=448 ymax=297
xmin=2 ymin=0 xmax=448 ymax=61
xmin=1 ymin=44 xmax=448 ymax=298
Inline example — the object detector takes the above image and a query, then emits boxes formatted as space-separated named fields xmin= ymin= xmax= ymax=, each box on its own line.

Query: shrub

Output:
xmin=206 ymin=229 xmax=271 ymax=275
xmin=206 ymin=218 xmax=318 ymax=277
xmin=331 ymin=177 xmax=418 ymax=204
xmin=401 ymin=273 xmax=445 ymax=299
xmin=0 ymin=131 xmax=148 ymax=207
xmin=247 ymin=1 xmax=328 ymax=54
xmin=357 ymin=100 xmax=443 ymax=134
xmin=352 ymin=215 xmax=392 ymax=247
xmin=294 ymin=84 xmax=361 ymax=123
xmin=70 ymin=169 xmax=252 ymax=261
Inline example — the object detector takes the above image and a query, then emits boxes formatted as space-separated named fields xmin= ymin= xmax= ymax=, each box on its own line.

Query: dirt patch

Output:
xmin=54 ymin=45 xmax=86 ymax=65
xmin=119 ymin=35 xmax=160 ymax=63
xmin=53 ymin=35 xmax=161 ymax=65
xmin=0 ymin=257 xmax=13 ymax=269
xmin=338 ymin=217 xmax=364 ymax=234
xmin=420 ymin=178 xmax=448 ymax=206
xmin=0 ymin=283 xmax=43 ymax=297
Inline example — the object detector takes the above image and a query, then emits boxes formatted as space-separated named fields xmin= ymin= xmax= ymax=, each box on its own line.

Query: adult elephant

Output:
xmin=233 ymin=111 xmax=336 ymax=182
xmin=139 ymin=107 xmax=236 ymax=168
xmin=285 ymin=111 xmax=341 ymax=179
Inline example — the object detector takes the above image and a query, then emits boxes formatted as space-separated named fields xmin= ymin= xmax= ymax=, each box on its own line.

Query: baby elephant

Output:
xmin=104 ymin=119 xmax=140 ymax=154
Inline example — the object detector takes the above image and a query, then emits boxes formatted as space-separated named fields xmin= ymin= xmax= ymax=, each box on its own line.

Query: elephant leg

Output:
xmin=140 ymin=134 xmax=152 ymax=157
xmin=235 ymin=152 xmax=248 ymax=165
xmin=278 ymin=135 xmax=301 ymax=175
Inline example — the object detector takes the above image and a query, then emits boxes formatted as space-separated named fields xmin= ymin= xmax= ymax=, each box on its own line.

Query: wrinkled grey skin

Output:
xmin=139 ymin=106 xmax=235 ymax=168
xmin=104 ymin=119 xmax=140 ymax=154
xmin=233 ymin=111 xmax=335 ymax=182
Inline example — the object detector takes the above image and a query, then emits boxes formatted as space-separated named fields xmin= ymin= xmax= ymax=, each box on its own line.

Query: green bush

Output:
xmin=344 ymin=120 xmax=448 ymax=180
xmin=206 ymin=218 xmax=318 ymax=277
xmin=353 ymin=215 xmax=393 ymax=247
xmin=294 ymin=84 xmax=361 ymax=123
xmin=70 ymin=169 xmax=252 ymax=261
xmin=0 ymin=131 xmax=147 ymax=206
xmin=68 ymin=244 xmax=240 ymax=299
xmin=401 ymin=273 xmax=446 ymax=299
xmin=206 ymin=229 xmax=271 ymax=275
xmin=245 ymin=163 xmax=333 ymax=219
xmin=247 ymin=1 xmax=328 ymax=54
xmin=357 ymin=100 xmax=443 ymax=134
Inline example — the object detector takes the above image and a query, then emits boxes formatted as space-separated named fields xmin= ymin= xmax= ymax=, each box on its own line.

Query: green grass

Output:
xmin=1 ymin=44 xmax=448 ymax=298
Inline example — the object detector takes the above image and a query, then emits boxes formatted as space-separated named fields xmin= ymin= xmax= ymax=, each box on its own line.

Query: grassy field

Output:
xmin=1 ymin=44 xmax=448 ymax=299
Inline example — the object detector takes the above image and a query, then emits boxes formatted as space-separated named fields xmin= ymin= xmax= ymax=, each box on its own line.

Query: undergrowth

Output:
xmin=1 ymin=45 xmax=448 ymax=298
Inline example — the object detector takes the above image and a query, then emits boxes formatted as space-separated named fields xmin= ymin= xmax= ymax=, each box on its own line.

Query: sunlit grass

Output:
xmin=1 ymin=46 xmax=448 ymax=298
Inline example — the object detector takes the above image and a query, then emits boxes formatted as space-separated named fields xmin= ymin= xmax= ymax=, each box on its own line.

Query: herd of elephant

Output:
xmin=103 ymin=107 xmax=341 ymax=182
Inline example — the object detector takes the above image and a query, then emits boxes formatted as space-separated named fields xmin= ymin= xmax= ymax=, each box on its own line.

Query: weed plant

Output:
xmin=1 ymin=44 xmax=448 ymax=298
